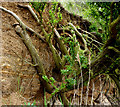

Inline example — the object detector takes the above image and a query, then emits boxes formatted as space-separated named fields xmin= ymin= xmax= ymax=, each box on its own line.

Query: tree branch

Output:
xmin=0 ymin=6 xmax=45 ymax=42
xmin=110 ymin=2 xmax=115 ymax=24
xmin=77 ymin=27 xmax=97 ymax=40
xmin=17 ymin=4 xmax=40 ymax=24
xmin=68 ymin=23 xmax=88 ymax=52
xmin=54 ymin=28 xmax=69 ymax=56
xmin=110 ymin=15 xmax=120 ymax=34
xmin=15 ymin=25 xmax=53 ymax=93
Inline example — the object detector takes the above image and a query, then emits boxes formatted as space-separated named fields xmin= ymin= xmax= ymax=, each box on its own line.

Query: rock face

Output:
xmin=1 ymin=2 xmax=91 ymax=105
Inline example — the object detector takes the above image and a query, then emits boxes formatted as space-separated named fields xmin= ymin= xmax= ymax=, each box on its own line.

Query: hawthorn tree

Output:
xmin=0 ymin=1 xmax=120 ymax=105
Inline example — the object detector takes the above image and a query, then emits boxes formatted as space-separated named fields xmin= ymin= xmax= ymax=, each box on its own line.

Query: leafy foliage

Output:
xmin=48 ymin=2 xmax=62 ymax=27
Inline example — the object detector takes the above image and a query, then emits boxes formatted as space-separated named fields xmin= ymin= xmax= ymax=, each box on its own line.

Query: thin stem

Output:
xmin=91 ymin=82 xmax=95 ymax=105
xmin=85 ymin=52 xmax=91 ymax=105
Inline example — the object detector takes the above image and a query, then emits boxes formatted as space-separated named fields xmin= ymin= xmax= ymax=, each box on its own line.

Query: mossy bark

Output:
xmin=15 ymin=25 xmax=54 ymax=93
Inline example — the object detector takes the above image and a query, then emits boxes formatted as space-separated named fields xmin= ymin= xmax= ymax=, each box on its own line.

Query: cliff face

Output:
xmin=1 ymin=2 xmax=91 ymax=105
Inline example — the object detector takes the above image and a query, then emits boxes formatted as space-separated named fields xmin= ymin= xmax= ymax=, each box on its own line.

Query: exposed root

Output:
xmin=17 ymin=4 xmax=40 ymax=24
xmin=0 ymin=6 xmax=45 ymax=42
xmin=68 ymin=22 xmax=88 ymax=52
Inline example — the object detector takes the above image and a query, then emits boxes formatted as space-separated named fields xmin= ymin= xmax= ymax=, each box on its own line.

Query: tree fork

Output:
xmin=15 ymin=25 xmax=53 ymax=93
